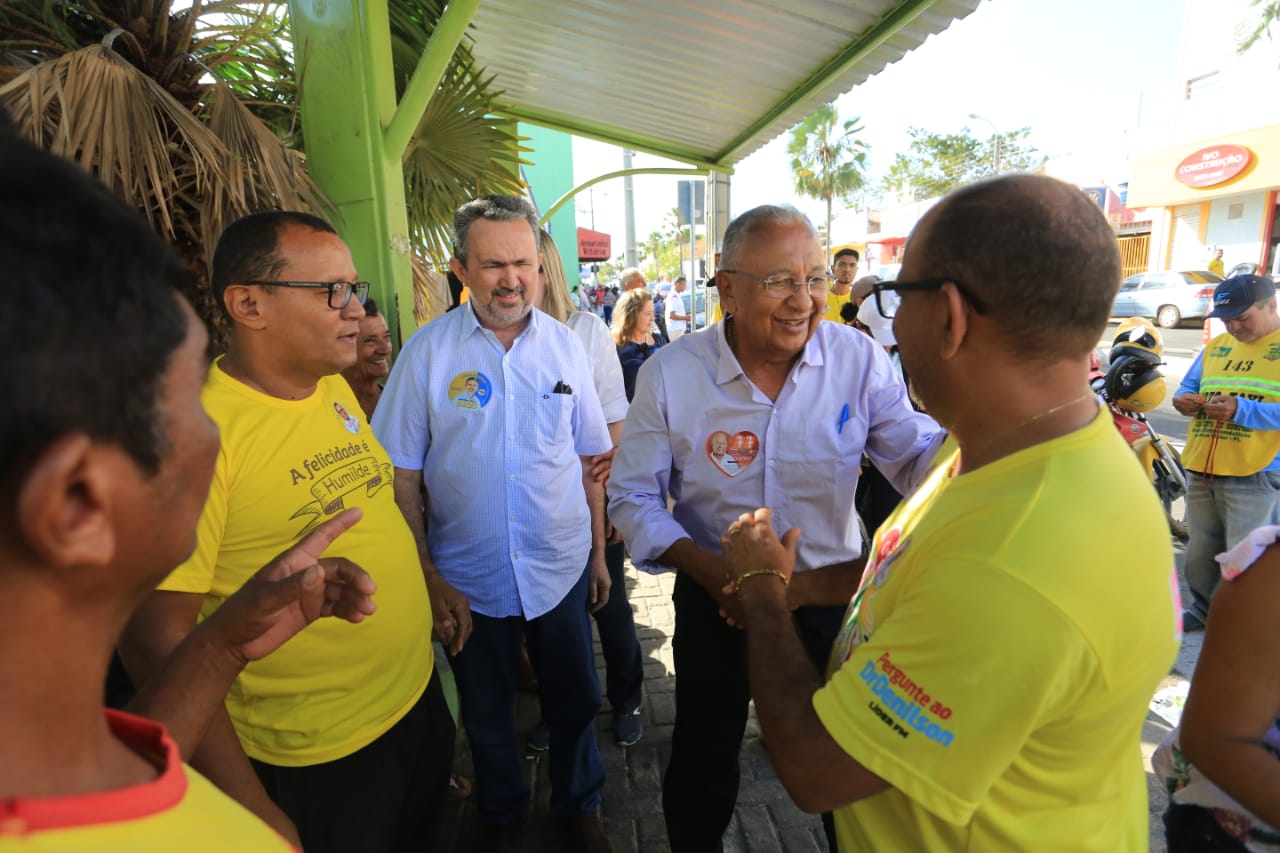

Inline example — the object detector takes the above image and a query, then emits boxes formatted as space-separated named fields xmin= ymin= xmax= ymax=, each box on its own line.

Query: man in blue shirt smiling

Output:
xmin=374 ymin=195 xmax=614 ymax=853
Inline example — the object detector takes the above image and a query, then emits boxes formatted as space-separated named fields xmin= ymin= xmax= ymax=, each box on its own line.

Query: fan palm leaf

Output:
xmin=0 ymin=35 xmax=226 ymax=240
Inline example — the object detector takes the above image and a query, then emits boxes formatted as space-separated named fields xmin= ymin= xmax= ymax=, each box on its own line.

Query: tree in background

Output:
xmin=0 ymin=0 xmax=525 ymax=339
xmin=787 ymin=104 xmax=868 ymax=259
xmin=640 ymin=208 xmax=690 ymax=281
xmin=1238 ymin=0 xmax=1279 ymax=53
xmin=882 ymin=125 xmax=1043 ymax=202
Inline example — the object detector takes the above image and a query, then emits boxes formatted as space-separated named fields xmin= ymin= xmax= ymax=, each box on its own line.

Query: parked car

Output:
xmin=1111 ymin=270 xmax=1222 ymax=328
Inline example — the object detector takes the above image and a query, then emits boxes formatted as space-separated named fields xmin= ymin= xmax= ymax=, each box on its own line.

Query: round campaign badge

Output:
xmin=332 ymin=401 xmax=361 ymax=434
xmin=706 ymin=429 xmax=759 ymax=477
xmin=450 ymin=371 xmax=492 ymax=410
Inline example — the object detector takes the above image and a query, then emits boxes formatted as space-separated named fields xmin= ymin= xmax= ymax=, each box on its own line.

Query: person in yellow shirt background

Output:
xmin=1208 ymin=247 xmax=1225 ymax=278
xmin=823 ymin=247 xmax=860 ymax=322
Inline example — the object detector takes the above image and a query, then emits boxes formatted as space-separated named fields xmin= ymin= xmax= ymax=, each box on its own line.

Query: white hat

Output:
xmin=857 ymin=292 xmax=897 ymax=348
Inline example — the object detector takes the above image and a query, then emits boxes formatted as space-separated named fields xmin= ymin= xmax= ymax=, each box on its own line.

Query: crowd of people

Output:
xmin=4 ymin=107 xmax=1278 ymax=853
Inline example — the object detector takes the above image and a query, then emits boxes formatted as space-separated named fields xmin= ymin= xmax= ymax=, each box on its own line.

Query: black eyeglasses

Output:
xmin=241 ymin=280 xmax=371 ymax=310
xmin=719 ymin=269 xmax=829 ymax=299
xmin=872 ymin=278 xmax=989 ymax=319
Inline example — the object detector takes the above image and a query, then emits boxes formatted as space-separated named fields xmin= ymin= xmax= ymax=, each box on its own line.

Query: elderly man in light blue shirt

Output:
xmin=374 ymin=195 xmax=614 ymax=851
xmin=609 ymin=204 xmax=943 ymax=852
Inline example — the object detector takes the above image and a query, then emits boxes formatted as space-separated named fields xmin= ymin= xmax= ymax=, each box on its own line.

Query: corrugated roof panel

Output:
xmin=469 ymin=0 xmax=982 ymax=167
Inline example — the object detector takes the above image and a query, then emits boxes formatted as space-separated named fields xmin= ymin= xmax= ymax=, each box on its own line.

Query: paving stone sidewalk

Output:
xmin=435 ymin=552 xmax=1198 ymax=852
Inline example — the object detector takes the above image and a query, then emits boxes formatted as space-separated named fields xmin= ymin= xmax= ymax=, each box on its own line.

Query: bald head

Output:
xmin=908 ymin=174 xmax=1121 ymax=361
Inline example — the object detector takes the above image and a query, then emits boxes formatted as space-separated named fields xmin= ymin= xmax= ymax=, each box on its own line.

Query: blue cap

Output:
xmin=1209 ymin=274 xmax=1276 ymax=320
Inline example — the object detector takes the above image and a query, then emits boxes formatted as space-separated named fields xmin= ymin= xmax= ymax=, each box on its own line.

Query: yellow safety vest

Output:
xmin=1182 ymin=330 xmax=1280 ymax=475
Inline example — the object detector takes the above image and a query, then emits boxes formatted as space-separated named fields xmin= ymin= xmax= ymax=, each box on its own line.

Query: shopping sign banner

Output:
xmin=1175 ymin=145 xmax=1253 ymax=189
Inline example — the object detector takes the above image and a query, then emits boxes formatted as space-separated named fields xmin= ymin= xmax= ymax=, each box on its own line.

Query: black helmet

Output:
xmin=1104 ymin=353 xmax=1166 ymax=413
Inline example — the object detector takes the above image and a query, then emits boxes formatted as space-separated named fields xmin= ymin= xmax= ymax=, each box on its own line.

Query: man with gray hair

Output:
xmin=374 ymin=195 xmax=614 ymax=852
xmin=609 ymin=204 xmax=943 ymax=851
xmin=619 ymin=267 xmax=647 ymax=291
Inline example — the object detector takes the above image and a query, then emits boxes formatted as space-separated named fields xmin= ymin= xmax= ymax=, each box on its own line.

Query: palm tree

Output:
xmin=1238 ymin=0 xmax=1280 ymax=53
xmin=0 ymin=0 xmax=526 ymax=339
xmin=787 ymin=104 xmax=868 ymax=260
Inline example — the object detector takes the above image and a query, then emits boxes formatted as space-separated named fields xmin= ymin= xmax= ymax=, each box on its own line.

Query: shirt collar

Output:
xmin=457 ymin=301 xmax=540 ymax=345
xmin=714 ymin=317 xmax=826 ymax=386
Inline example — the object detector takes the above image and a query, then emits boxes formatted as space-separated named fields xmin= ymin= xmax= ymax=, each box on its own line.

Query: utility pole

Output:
xmin=623 ymin=149 xmax=637 ymax=266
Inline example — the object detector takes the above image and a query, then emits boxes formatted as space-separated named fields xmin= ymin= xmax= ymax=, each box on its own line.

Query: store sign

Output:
xmin=577 ymin=227 xmax=611 ymax=262
xmin=1175 ymin=145 xmax=1253 ymax=188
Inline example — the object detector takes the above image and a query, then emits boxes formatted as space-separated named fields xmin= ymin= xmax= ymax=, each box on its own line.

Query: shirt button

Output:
xmin=768 ymin=459 xmax=775 ymax=467
xmin=508 ymin=393 xmax=515 ymax=400
xmin=509 ymin=475 xmax=516 ymax=481
xmin=511 ymin=514 xmax=518 ymax=520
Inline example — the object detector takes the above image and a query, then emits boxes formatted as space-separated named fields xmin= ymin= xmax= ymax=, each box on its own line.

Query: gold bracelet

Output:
xmin=733 ymin=569 xmax=789 ymax=596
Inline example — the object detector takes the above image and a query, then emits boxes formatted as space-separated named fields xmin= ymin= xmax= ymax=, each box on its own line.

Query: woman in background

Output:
xmin=612 ymin=288 xmax=666 ymax=403
xmin=530 ymin=229 xmax=647 ymax=748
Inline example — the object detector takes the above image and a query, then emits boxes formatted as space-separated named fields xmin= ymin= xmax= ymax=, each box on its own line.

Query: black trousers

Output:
xmin=252 ymin=671 xmax=455 ymax=853
xmin=663 ymin=571 xmax=845 ymax=852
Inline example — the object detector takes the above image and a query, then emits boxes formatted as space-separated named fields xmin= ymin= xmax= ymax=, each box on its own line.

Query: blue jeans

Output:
xmin=450 ymin=564 xmax=604 ymax=824
xmin=1184 ymin=469 xmax=1280 ymax=620
xmin=593 ymin=539 xmax=643 ymax=713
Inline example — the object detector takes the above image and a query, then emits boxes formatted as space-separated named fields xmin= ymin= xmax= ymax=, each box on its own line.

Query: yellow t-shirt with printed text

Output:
xmin=1181 ymin=329 xmax=1280 ymax=475
xmin=813 ymin=407 xmax=1179 ymax=852
xmin=158 ymin=364 xmax=433 ymax=766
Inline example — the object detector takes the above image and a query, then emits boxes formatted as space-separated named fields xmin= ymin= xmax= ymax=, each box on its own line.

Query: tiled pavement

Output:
xmin=435 ymin=544 xmax=1200 ymax=852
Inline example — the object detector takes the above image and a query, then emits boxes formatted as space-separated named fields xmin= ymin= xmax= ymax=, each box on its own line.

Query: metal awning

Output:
xmin=468 ymin=0 xmax=983 ymax=171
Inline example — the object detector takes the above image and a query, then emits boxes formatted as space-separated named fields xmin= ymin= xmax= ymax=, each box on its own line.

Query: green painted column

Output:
xmin=288 ymin=0 xmax=414 ymax=343
xmin=521 ymin=124 xmax=580 ymax=290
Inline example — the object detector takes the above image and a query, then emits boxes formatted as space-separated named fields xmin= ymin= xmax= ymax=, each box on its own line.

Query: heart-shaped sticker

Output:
xmin=707 ymin=430 xmax=759 ymax=478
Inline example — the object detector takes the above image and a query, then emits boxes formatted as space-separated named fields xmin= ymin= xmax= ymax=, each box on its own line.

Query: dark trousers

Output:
xmin=252 ymin=671 xmax=455 ymax=853
xmin=663 ymin=571 xmax=844 ymax=852
xmin=594 ymin=539 xmax=644 ymax=713
xmin=452 ymin=565 xmax=605 ymax=824
xmin=1164 ymin=803 xmax=1250 ymax=852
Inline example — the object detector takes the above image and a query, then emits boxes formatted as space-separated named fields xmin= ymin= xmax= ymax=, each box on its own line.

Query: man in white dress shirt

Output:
xmin=609 ymin=204 xmax=943 ymax=852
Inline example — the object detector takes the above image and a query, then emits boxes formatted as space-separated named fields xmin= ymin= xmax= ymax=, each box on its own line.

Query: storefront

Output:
xmin=1126 ymin=123 xmax=1280 ymax=275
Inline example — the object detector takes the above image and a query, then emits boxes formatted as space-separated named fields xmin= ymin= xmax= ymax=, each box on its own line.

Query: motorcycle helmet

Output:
xmin=1110 ymin=318 xmax=1164 ymax=363
xmin=1105 ymin=353 xmax=1166 ymax=413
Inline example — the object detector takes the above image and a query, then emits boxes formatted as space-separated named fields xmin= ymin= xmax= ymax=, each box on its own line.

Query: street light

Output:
xmin=968 ymin=113 xmax=1001 ymax=175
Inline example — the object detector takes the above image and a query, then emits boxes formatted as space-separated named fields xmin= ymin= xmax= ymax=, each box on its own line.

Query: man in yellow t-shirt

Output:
xmin=1208 ymin=248 xmax=1225 ymax=277
xmin=121 ymin=212 xmax=471 ymax=853
xmin=0 ymin=130 xmax=381 ymax=851
xmin=721 ymin=174 xmax=1178 ymax=851
xmin=823 ymin=247 xmax=860 ymax=322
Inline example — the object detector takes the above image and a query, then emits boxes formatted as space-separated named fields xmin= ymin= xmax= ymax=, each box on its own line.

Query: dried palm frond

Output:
xmin=0 ymin=34 xmax=226 ymax=239
xmin=203 ymin=78 xmax=328 ymax=254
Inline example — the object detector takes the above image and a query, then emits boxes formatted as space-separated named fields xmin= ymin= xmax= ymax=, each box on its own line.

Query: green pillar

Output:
xmin=288 ymin=0 xmax=414 ymax=343
xmin=521 ymin=124 xmax=580 ymax=290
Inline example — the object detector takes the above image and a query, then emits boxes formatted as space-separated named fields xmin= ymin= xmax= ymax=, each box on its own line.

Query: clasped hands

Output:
xmin=714 ymin=508 xmax=801 ymax=628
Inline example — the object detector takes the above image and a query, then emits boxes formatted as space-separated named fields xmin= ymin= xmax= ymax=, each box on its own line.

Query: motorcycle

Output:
xmin=1091 ymin=337 xmax=1190 ymax=543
